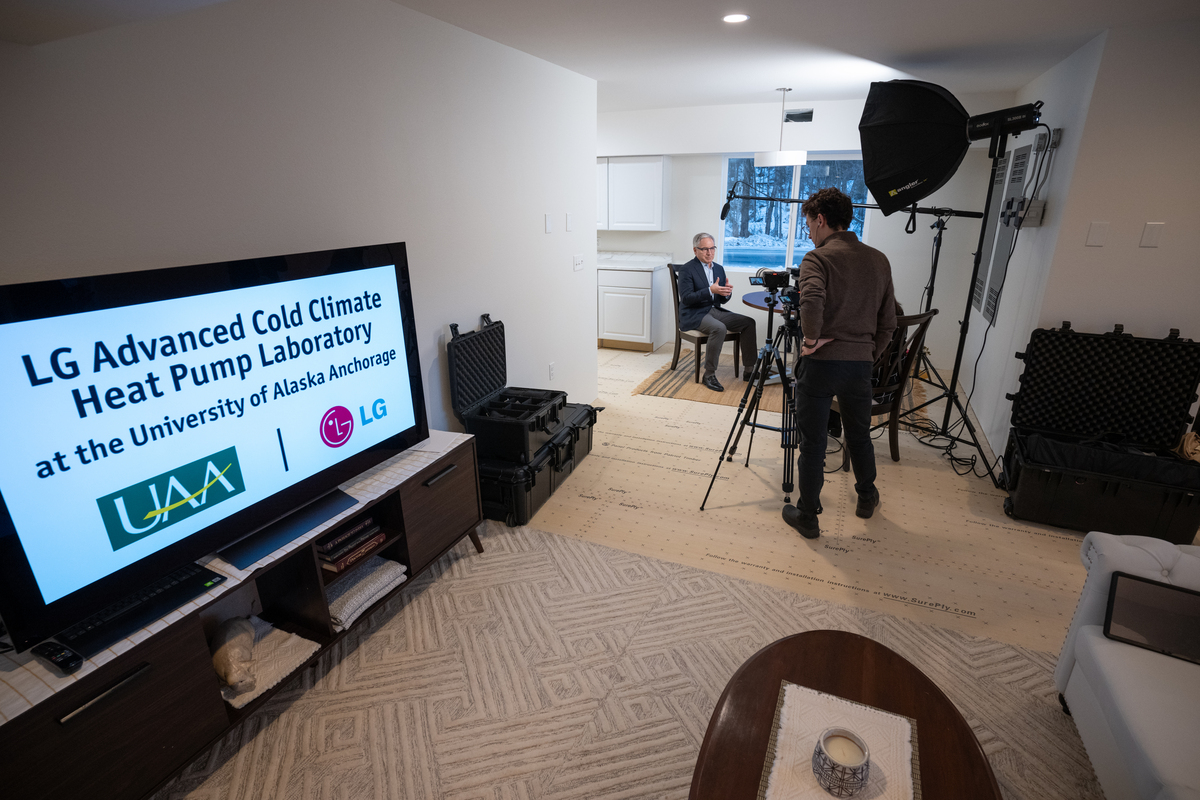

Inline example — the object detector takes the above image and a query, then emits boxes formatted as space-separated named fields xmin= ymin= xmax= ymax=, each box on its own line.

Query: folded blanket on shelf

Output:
xmin=220 ymin=615 xmax=320 ymax=709
xmin=326 ymin=555 xmax=408 ymax=631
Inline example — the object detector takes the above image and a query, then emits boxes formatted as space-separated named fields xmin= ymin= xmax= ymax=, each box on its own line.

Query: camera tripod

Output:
xmin=701 ymin=290 xmax=802 ymax=509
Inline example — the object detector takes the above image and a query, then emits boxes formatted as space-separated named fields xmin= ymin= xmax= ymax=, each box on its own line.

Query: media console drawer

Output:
xmin=402 ymin=440 xmax=481 ymax=574
xmin=0 ymin=615 xmax=228 ymax=800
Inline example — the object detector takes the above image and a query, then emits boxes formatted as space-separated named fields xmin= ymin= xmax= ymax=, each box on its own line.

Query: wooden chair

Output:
xmin=834 ymin=309 xmax=938 ymax=466
xmin=667 ymin=263 xmax=741 ymax=383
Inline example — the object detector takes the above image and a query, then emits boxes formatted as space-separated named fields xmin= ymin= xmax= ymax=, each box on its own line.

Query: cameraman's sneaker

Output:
xmin=782 ymin=504 xmax=820 ymax=539
xmin=855 ymin=489 xmax=880 ymax=519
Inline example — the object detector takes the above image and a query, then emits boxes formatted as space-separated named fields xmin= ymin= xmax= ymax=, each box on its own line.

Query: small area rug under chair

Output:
xmin=153 ymin=523 xmax=1101 ymax=800
xmin=633 ymin=352 xmax=786 ymax=412
xmin=633 ymin=352 xmax=928 ymax=418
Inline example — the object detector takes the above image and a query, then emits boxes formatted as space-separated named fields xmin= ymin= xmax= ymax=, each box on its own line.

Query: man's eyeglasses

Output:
xmin=695 ymin=246 xmax=716 ymax=252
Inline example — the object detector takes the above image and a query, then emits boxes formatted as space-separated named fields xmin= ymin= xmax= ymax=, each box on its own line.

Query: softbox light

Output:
xmin=858 ymin=80 xmax=970 ymax=216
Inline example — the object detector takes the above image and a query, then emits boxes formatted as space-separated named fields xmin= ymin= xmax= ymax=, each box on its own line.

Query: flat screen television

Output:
xmin=0 ymin=241 xmax=427 ymax=652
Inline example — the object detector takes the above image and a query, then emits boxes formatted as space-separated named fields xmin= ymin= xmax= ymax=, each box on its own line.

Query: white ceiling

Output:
xmin=2 ymin=0 xmax=1197 ymax=111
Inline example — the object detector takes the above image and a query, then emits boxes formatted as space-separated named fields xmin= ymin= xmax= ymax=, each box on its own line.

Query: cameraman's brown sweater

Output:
xmin=797 ymin=231 xmax=897 ymax=362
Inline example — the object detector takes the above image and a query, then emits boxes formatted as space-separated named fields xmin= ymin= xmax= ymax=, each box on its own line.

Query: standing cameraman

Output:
xmin=782 ymin=188 xmax=896 ymax=539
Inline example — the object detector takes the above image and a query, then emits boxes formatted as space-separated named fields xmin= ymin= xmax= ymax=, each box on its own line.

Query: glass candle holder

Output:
xmin=811 ymin=727 xmax=871 ymax=797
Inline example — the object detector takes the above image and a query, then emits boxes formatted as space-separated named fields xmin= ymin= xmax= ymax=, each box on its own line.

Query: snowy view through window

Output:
xmin=722 ymin=158 xmax=868 ymax=269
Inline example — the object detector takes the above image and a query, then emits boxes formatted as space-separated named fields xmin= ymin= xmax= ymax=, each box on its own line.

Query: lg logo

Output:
xmin=319 ymin=406 xmax=354 ymax=448
xmin=320 ymin=399 xmax=387 ymax=447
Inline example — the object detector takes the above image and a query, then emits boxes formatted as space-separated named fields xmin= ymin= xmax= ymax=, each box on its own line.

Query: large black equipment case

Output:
xmin=477 ymin=403 xmax=600 ymax=526
xmin=1003 ymin=323 xmax=1200 ymax=544
xmin=447 ymin=315 xmax=568 ymax=464
xmin=448 ymin=316 xmax=602 ymax=527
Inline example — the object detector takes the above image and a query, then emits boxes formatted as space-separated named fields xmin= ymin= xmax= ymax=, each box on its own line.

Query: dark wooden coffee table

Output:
xmin=690 ymin=630 xmax=1001 ymax=799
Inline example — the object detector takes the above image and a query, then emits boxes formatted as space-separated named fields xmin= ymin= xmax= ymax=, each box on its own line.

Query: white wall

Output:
xmin=0 ymin=0 xmax=599 ymax=430
xmin=957 ymin=25 xmax=1200 ymax=453
xmin=1038 ymin=22 xmax=1200 ymax=336
xmin=959 ymin=32 xmax=1108 ymax=452
xmin=598 ymin=100 xmax=866 ymax=157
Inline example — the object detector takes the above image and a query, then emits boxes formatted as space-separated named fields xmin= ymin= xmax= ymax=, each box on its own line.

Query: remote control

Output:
xmin=31 ymin=641 xmax=84 ymax=675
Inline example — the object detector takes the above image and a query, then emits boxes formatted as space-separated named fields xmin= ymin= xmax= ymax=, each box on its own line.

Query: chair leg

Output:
xmin=734 ymin=337 xmax=740 ymax=377
xmin=694 ymin=341 xmax=702 ymax=383
xmin=670 ymin=337 xmax=682 ymax=370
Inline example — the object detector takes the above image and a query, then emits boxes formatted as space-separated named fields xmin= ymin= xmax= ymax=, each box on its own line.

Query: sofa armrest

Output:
xmin=1053 ymin=532 xmax=1200 ymax=693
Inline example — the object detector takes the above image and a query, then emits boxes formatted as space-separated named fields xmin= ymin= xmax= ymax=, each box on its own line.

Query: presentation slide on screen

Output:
xmin=0 ymin=265 xmax=415 ymax=604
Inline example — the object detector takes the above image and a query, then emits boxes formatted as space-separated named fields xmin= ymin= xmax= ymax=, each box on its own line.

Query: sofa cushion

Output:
xmin=1074 ymin=624 xmax=1200 ymax=798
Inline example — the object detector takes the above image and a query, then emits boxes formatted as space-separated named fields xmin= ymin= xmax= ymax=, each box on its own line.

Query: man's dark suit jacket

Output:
xmin=676 ymin=257 xmax=731 ymax=331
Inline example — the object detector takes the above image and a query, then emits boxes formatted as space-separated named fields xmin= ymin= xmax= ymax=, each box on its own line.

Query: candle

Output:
xmin=824 ymin=734 xmax=865 ymax=766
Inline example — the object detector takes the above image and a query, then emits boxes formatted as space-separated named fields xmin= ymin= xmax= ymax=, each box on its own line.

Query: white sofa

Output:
xmin=1055 ymin=532 xmax=1200 ymax=800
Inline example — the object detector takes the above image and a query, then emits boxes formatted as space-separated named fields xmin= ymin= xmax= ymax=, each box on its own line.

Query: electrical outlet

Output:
xmin=548 ymin=362 xmax=555 ymax=381
xmin=573 ymin=254 xmax=584 ymax=271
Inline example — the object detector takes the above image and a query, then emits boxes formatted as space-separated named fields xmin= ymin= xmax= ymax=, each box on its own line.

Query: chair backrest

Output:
xmin=668 ymin=264 xmax=684 ymax=331
xmin=872 ymin=309 xmax=937 ymax=408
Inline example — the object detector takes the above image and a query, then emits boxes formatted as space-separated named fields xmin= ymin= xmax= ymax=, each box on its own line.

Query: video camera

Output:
xmin=748 ymin=268 xmax=793 ymax=292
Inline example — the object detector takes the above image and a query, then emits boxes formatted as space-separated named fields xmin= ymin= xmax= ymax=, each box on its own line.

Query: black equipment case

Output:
xmin=1002 ymin=323 xmax=1200 ymax=544
xmin=476 ymin=403 xmax=600 ymax=526
xmin=448 ymin=315 xmax=602 ymax=527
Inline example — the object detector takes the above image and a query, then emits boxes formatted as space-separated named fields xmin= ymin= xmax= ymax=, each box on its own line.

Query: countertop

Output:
xmin=597 ymin=251 xmax=673 ymax=271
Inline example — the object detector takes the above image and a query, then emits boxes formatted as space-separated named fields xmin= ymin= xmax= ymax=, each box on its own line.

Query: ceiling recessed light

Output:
xmin=723 ymin=14 xmax=749 ymax=23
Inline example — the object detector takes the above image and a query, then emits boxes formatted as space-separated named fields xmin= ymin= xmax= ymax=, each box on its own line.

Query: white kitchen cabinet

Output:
xmin=596 ymin=252 xmax=674 ymax=352
xmin=596 ymin=155 xmax=671 ymax=231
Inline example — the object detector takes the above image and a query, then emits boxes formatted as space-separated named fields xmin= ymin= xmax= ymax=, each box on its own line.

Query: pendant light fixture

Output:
xmin=755 ymin=87 xmax=808 ymax=167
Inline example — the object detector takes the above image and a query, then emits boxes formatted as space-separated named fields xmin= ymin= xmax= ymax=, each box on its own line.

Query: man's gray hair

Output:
xmin=692 ymin=232 xmax=715 ymax=248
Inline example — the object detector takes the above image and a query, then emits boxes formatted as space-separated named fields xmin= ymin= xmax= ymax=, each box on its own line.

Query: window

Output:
xmin=793 ymin=160 xmax=868 ymax=264
xmin=722 ymin=156 xmax=868 ymax=269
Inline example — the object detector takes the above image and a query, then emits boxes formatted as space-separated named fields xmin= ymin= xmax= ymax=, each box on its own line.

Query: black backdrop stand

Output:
xmin=724 ymin=189 xmax=1001 ymax=484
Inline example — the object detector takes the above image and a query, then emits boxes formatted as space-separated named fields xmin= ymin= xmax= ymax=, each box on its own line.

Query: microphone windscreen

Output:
xmin=720 ymin=201 xmax=731 ymax=221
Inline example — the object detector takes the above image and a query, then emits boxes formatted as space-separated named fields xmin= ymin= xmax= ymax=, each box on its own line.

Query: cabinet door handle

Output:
xmin=422 ymin=464 xmax=457 ymax=487
xmin=59 ymin=663 xmax=151 ymax=724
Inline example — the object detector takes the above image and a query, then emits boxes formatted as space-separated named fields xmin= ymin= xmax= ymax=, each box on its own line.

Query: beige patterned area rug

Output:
xmin=153 ymin=523 xmax=1100 ymax=800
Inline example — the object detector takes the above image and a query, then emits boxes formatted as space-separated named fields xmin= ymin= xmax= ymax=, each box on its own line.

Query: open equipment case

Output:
xmin=448 ymin=315 xmax=601 ymax=527
xmin=1002 ymin=322 xmax=1200 ymax=544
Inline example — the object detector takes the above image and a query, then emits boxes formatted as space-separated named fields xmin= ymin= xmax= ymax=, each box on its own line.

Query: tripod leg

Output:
xmin=727 ymin=350 xmax=768 ymax=459
xmin=778 ymin=350 xmax=795 ymax=502
xmin=701 ymin=349 xmax=770 ymax=509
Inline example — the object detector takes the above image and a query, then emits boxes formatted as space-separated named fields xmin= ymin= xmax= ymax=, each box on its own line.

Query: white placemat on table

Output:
xmin=760 ymin=681 xmax=918 ymax=800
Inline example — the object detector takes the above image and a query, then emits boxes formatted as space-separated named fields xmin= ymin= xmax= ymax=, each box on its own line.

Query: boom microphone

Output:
xmin=720 ymin=188 xmax=734 ymax=221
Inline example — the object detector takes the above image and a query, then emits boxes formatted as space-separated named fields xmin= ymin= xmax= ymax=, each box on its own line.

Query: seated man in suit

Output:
xmin=676 ymin=232 xmax=758 ymax=392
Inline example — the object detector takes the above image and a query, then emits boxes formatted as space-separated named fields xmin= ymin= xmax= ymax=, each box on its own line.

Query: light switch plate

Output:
xmin=545 ymin=214 xmax=552 ymax=233
xmin=1140 ymin=222 xmax=1165 ymax=248
xmin=1085 ymin=221 xmax=1109 ymax=247
xmin=565 ymin=213 xmax=573 ymax=232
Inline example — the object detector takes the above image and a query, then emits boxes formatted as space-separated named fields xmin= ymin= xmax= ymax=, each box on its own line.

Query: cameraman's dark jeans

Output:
xmin=794 ymin=358 xmax=876 ymax=515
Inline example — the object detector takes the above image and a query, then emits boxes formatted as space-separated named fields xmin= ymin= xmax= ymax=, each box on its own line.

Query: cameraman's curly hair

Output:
xmin=800 ymin=187 xmax=853 ymax=231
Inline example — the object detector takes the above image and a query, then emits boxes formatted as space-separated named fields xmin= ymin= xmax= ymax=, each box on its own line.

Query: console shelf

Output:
xmin=0 ymin=434 xmax=483 ymax=800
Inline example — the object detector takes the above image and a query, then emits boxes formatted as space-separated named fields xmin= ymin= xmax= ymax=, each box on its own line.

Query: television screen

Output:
xmin=0 ymin=242 xmax=427 ymax=651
